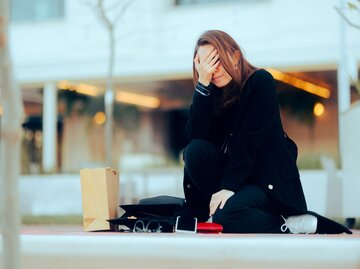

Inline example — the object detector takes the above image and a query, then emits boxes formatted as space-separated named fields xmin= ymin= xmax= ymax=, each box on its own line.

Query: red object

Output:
xmin=197 ymin=222 xmax=223 ymax=233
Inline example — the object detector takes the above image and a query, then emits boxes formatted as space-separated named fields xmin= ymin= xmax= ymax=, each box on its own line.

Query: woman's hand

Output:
xmin=194 ymin=48 xmax=220 ymax=86
xmin=209 ymin=189 xmax=235 ymax=216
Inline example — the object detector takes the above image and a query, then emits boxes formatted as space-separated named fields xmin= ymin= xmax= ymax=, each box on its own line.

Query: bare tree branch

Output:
xmin=113 ymin=0 xmax=132 ymax=26
xmin=78 ymin=0 xmax=132 ymax=166
xmin=104 ymin=1 xmax=124 ymax=12
xmin=97 ymin=0 xmax=113 ymax=30
xmin=334 ymin=6 xmax=360 ymax=30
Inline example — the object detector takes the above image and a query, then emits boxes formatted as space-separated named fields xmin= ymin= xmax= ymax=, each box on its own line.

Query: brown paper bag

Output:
xmin=80 ymin=167 xmax=120 ymax=231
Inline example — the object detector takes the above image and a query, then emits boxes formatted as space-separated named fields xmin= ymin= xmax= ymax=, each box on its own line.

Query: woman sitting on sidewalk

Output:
xmin=183 ymin=30 xmax=351 ymax=234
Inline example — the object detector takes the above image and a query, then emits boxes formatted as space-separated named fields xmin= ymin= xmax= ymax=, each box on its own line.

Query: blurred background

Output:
xmin=1 ymin=0 xmax=359 ymax=225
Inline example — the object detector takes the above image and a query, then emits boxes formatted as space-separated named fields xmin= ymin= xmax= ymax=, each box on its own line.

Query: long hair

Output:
xmin=193 ymin=30 xmax=257 ymax=112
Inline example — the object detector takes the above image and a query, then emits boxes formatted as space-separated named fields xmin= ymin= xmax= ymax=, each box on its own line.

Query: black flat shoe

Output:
xmin=308 ymin=211 xmax=352 ymax=234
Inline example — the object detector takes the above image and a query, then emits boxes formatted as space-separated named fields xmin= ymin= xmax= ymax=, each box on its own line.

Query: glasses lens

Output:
xmin=145 ymin=221 xmax=162 ymax=233
xmin=133 ymin=220 xmax=145 ymax=233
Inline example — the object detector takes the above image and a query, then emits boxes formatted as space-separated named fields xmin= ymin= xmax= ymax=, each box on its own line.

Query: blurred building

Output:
xmin=7 ymin=0 xmax=360 ymax=173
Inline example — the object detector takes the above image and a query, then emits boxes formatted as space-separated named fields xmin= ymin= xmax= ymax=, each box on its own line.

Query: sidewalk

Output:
xmin=1 ymin=225 xmax=359 ymax=269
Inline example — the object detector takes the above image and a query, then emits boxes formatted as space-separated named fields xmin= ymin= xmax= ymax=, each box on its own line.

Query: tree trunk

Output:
xmin=95 ymin=0 xmax=131 ymax=167
xmin=104 ymin=26 xmax=115 ymax=166
xmin=0 ymin=0 xmax=23 ymax=269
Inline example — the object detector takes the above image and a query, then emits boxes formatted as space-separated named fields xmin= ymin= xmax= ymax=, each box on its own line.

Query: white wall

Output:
xmin=19 ymin=170 xmax=338 ymax=217
xmin=19 ymin=169 xmax=184 ymax=216
xmin=10 ymin=0 xmax=360 ymax=85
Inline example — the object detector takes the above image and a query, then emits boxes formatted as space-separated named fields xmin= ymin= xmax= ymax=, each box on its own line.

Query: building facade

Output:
xmin=6 ymin=0 xmax=360 ymax=173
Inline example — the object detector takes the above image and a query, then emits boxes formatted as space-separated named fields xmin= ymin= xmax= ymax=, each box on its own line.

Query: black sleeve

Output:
xmin=185 ymin=82 xmax=215 ymax=140
xmin=220 ymin=72 xmax=278 ymax=192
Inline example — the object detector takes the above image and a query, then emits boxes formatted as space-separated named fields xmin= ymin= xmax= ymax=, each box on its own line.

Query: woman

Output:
xmin=183 ymin=30 xmax=351 ymax=234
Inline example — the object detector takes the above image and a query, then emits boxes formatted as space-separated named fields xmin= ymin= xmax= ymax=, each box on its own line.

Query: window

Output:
xmin=175 ymin=0 xmax=241 ymax=5
xmin=10 ymin=0 xmax=64 ymax=22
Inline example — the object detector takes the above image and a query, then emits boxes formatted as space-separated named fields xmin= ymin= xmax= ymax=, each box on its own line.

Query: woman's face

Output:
xmin=197 ymin=44 xmax=233 ymax=88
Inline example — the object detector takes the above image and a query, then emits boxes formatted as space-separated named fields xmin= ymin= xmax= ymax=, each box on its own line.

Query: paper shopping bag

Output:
xmin=80 ymin=167 xmax=120 ymax=231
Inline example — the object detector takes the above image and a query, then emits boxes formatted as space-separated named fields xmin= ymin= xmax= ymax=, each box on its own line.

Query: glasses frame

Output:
xmin=133 ymin=220 xmax=163 ymax=233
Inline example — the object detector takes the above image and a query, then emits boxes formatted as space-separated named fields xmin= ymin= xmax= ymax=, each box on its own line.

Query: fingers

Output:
xmin=209 ymin=189 xmax=235 ymax=216
xmin=195 ymin=48 xmax=220 ymax=86
xmin=209 ymin=196 xmax=221 ymax=217
xmin=197 ymin=51 xmax=219 ymax=73
xmin=198 ymin=47 xmax=218 ymax=66
xmin=205 ymin=48 xmax=217 ymax=63
xmin=209 ymin=53 xmax=219 ymax=67
xmin=209 ymin=60 xmax=220 ymax=73
xmin=206 ymin=49 xmax=218 ymax=63
xmin=198 ymin=46 xmax=215 ymax=63
xmin=219 ymin=198 xmax=227 ymax=209
xmin=209 ymin=197 xmax=225 ymax=216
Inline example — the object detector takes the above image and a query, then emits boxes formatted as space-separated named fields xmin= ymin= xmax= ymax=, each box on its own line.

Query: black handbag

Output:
xmin=108 ymin=195 xmax=189 ymax=233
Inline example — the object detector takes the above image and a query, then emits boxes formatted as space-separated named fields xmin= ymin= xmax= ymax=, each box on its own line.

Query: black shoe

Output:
xmin=308 ymin=211 xmax=352 ymax=234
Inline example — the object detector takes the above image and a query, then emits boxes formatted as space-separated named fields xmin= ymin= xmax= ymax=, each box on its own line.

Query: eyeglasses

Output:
xmin=133 ymin=220 xmax=162 ymax=233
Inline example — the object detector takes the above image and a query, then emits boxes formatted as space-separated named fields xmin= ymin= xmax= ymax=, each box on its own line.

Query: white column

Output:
xmin=42 ymin=82 xmax=58 ymax=172
xmin=337 ymin=0 xmax=356 ymax=220
xmin=337 ymin=0 xmax=351 ymax=163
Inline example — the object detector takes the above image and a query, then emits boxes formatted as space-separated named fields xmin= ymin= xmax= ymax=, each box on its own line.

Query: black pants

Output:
xmin=183 ymin=139 xmax=287 ymax=233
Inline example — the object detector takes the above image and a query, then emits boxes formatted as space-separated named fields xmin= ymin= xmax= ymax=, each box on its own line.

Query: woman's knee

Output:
xmin=212 ymin=204 xmax=250 ymax=227
xmin=184 ymin=139 xmax=212 ymax=167
xmin=212 ymin=210 xmax=226 ymax=226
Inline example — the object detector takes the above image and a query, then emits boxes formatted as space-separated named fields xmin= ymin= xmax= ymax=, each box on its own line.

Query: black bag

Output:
xmin=108 ymin=195 xmax=188 ymax=233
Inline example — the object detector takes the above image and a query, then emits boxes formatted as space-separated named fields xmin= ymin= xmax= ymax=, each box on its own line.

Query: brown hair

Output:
xmin=193 ymin=30 xmax=257 ymax=111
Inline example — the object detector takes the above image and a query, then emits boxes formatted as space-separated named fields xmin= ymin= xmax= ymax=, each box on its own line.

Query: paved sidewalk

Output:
xmin=20 ymin=224 xmax=360 ymax=237
xmin=1 ymin=226 xmax=359 ymax=269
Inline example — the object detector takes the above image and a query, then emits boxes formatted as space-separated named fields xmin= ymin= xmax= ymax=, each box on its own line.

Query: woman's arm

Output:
xmin=221 ymin=71 xmax=278 ymax=192
xmin=186 ymin=47 xmax=220 ymax=140
xmin=185 ymin=82 xmax=215 ymax=140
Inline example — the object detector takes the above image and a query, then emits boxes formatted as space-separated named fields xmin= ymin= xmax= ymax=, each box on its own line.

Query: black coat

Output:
xmin=185 ymin=69 xmax=307 ymax=214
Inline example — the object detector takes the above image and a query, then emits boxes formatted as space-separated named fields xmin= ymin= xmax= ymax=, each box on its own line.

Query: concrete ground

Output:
xmin=1 ymin=225 xmax=359 ymax=269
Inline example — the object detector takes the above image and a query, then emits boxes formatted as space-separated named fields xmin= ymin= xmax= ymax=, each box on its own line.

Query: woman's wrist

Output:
xmin=198 ymin=78 xmax=210 ymax=87
xmin=195 ymin=81 xmax=211 ymax=96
